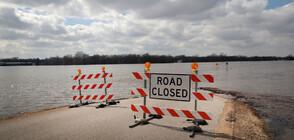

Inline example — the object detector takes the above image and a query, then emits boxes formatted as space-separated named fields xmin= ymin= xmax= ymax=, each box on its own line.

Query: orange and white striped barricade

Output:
xmin=131 ymin=104 xmax=212 ymax=120
xmin=73 ymin=95 xmax=114 ymax=101
xmin=71 ymin=73 xmax=113 ymax=80
xmin=129 ymin=63 xmax=215 ymax=138
xmin=185 ymin=63 xmax=214 ymax=137
xmin=129 ymin=63 xmax=160 ymax=128
xmin=96 ymin=67 xmax=118 ymax=108
xmin=72 ymin=83 xmax=113 ymax=90
xmin=70 ymin=68 xmax=116 ymax=108
xmin=129 ymin=71 xmax=152 ymax=123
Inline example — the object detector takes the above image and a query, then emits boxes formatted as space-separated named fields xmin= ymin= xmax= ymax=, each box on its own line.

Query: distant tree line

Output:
xmin=0 ymin=52 xmax=293 ymax=65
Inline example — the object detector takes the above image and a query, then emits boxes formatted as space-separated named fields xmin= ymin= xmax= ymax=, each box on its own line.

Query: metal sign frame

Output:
xmin=149 ymin=73 xmax=191 ymax=102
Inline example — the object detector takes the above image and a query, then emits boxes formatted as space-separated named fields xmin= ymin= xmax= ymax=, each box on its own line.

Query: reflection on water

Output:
xmin=0 ymin=61 xmax=293 ymax=118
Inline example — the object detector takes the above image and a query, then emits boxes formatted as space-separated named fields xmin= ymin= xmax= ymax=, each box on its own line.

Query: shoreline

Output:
xmin=0 ymin=106 xmax=68 ymax=122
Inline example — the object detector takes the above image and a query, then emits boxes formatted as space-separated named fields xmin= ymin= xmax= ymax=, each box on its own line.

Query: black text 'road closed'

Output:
xmin=149 ymin=73 xmax=191 ymax=102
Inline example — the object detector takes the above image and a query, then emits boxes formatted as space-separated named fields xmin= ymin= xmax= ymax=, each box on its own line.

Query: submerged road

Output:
xmin=0 ymin=90 xmax=228 ymax=140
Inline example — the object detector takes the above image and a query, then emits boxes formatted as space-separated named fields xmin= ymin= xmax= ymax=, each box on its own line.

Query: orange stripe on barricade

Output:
xmin=77 ymin=85 xmax=83 ymax=90
xmin=167 ymin=108 xmax=180 ymax=117
xmin=131 ymin=104 xmax=138 ymax=112
xmin=153 ymin=107 xmax=164 ymax=116
xmin=91 ymin=84 xmax=97 ymax=89
xmin=107 ymin=95 xmax=114 ymax=100
xmin=92 ymin=95 xmax=98 ymax=100
xmin=98 ymin=84 xmax=105 ymax=89
xmin=72 ymin=85 xmax=76 ymax=90
xmin=132 ymin=72 xmax=143 ymax=79
xmin=80 ymin=75 xmax=86 ymax=80
xmin=102 ymin=73 xmax=113 ymax=78
xmin=182 ymin=110 xmax=194 ymax=118
xmin=94 ymin=74 xmax=100 ymax=78
xmin=106 ymin=83 xmax=112 ymax=88
xmin=87 ymin=74 xmax=93 ymax=79
xmin=100 ymin=95 xmax=106 ymax=100
xmin=84 ymin=85 xmax=90 ymax=90
xmin=198 ymin=111 xmax=212 ymax=120
xmin=140 ymin=105 xmax=151 ymax=114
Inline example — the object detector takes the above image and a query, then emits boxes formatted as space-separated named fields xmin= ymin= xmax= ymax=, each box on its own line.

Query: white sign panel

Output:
xmin=149 ymin=73 xmax=191 ymax=102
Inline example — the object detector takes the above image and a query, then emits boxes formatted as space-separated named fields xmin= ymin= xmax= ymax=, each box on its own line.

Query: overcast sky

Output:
xmin=0 ymin=0 xmax=293 ymax=58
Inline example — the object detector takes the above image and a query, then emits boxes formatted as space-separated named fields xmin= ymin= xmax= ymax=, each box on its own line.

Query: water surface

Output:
xmin=0 ymin=61 xmax=293 ymax=118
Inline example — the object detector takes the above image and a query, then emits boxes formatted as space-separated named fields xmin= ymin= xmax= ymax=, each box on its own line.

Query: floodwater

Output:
xmin=0 ymin=61 xmax=293 ymax=119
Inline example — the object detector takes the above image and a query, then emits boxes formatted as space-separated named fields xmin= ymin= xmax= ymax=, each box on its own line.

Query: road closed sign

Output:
xmin=149 ymin=73 xmax=191 ymax=102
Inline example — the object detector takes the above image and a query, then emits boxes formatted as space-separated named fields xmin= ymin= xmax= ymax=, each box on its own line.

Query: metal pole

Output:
xmin=78 ymin=79 xmax=82 ymax=104
xmin=143 ymin=69 xmax=147 ymax=119
xmin=103 ymin=71 xmax=108 ymax=104
xmin=194 ymin=70 xmax=198 ymax=111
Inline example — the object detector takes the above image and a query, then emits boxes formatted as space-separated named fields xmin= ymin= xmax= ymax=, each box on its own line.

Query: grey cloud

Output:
xmin=138 ymin=0 xmax=224 ymax=19
xmin=0 ymin=0 xmax=294 ymax=58
xmin=0 ymin=7 xmax=32 ymax=30
xmin=57 ymin=33 xmax=94 ymax=42
xmin=86 ymin=0 xmax=159 ymax=11
xmin=40 ymin=23 xmax=67 ymax=35
xmin=262 ymin=4 xmax=294 ymax=36
xmin=26 ymin=40 xmax=69 ymax=49
xmin=214 ymin=28 xmax=251 ymax=41
xmin=0 ymin=29 xmax=37 ymax=40
xmin=84 ymin=0 xmax=225 ymax=20
xmin=5 ymin=0 xmax=71 ymax=7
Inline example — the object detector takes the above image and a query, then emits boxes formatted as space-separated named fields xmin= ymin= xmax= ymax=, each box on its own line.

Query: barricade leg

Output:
xmin=187 ymin=118 xmax=208 ymax=125
xmin=96 ymin=99 xmax=120 ymax=109
xmin=183 ymin=125 xmax=202 ymax=138
xmin=129 ymin=114 xmax=162 ymax=128
xmin=183 ymin=118 xmax=208 ymax=138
